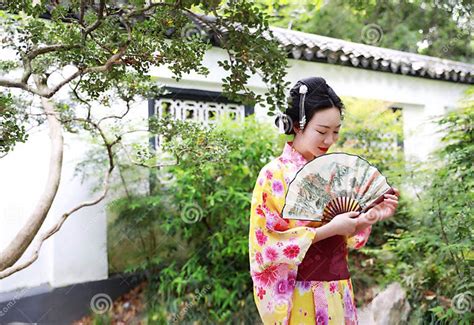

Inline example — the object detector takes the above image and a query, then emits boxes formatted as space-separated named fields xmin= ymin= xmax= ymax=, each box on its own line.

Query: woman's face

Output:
xmin=292 ymin=106 xmax=341 ymax=160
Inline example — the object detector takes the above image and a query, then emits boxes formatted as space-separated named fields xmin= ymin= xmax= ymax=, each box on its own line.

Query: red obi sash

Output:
xmin=296 ymin=235 xmax=350 ymax=281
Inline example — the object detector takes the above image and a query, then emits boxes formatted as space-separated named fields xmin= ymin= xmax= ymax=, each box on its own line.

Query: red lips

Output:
xmin=318 ymin=147 xmax=329 ymax=152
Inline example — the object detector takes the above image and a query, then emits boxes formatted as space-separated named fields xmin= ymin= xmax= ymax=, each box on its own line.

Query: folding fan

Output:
xmin=282 ymin=153 xmax=395 ymax=223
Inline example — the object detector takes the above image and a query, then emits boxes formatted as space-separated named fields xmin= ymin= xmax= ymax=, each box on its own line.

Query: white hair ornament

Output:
xmin=299 ymin=84 xmax=308 ymax=130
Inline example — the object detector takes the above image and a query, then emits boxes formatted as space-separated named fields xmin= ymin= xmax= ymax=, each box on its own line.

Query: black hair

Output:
xmin=275 ymin=77 xmax=345 ymax=135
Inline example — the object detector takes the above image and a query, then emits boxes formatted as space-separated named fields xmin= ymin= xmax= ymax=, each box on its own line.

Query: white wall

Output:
xmin=0 ymin=89 xmax=149 ymax=293
xmin=0 ymin=47 xmax=470 ymax=293
xmin=152 ymin=48 xmax=470 ymax=161
xmin=0 ymin=128 xmax=111 ymax=292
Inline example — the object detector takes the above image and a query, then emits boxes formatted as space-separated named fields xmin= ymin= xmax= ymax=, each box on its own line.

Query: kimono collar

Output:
xmin=280 ymin=141 xmax=308 ymax=168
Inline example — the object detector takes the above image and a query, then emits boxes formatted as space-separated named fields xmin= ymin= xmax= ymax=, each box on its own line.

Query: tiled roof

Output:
xmin=191 ymin=15 xmax=474 ymax=84
xmin=270 ymin=27 xmax=474 ymax=84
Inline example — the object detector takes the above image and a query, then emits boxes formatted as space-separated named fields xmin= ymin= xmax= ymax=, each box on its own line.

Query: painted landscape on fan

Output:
xmin=282 ymin=153 xmax=391 ymax=222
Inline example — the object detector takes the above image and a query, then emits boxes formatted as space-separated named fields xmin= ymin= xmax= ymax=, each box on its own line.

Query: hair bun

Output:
xmin=288 ymin=77 xmax=342 ymax=116
xmin=289 ymin=77 xmax=329 ymax=98
xmin=282 ymin=76 xmax=345 ymax=133
xmin=327 ymin=85 xmax=343 ymax=108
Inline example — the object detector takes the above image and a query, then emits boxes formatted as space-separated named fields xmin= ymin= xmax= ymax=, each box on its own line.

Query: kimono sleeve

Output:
xmin=346 ymin=225 xmax=372 ymax=249
xmin=249 ymin=165 xmax=317 ymax=276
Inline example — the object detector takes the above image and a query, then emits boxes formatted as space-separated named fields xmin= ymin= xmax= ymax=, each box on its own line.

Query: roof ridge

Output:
xmin=270 ymin=26 xmax=473 ymax=69
xmin=191 ymin=14 xmax=473 ymax=83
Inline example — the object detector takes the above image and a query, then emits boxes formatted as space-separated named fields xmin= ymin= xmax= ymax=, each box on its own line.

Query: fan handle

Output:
xmin=358 ymin=188 xmax=396 ymax=214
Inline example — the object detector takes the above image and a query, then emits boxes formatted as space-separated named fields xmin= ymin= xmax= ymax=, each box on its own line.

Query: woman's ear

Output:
xmin=293 ymin=125 xmax=302 ymax=134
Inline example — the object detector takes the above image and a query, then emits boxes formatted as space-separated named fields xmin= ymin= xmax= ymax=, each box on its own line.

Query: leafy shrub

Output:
xmin=108 ymin=116 xmax=285 ymax=323
xmin=363 ymin=89 xmax=473 ymax=324
xmin=107 ymin=99 xmax=411 ymax=322
xmin=107 ymin=94 xmax=474 ymax=324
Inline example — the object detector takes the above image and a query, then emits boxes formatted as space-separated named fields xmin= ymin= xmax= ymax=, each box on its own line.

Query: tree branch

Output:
xmin=44 ymin=44 xmax=129 ymax=98
xmin=20 ymin=44 xmax=81 ymax=84
xmin=97 ymin=99 xmax=132 ymax=124
xmin=82 ymin=0 xmax=106 ymax=37
xmin=119 ymin=140 xmax=181 ymax=168
xmin=0 ymin=116 xmax=116 ymax=279
xmin=0 ymin=42 xmax=129 ymax=98
xmin=79 ymin=0 xmax=86 ymax=25
xmin=27 ymin=44 xmax=81 ymax=60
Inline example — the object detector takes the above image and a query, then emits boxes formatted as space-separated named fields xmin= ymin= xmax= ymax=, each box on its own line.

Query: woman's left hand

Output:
xmin=359 ymin=188 xmax=400 ymax=224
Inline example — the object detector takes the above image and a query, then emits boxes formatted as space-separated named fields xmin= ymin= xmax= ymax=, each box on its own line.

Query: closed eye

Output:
xmin=317 ymin=131 xmax=339 ymax=135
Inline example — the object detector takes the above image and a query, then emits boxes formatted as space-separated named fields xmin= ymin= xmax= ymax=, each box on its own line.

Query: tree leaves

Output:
xmin=0 ymin=92 xmax=28 ymax=155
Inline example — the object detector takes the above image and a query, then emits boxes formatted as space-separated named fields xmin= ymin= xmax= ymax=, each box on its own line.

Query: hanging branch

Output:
xmin=0 ymin=116 xmax=117 ymax=279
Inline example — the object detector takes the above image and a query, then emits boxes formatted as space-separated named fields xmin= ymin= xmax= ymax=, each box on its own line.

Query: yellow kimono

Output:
xmin=249 ymin=141 xmax=371 ymax=324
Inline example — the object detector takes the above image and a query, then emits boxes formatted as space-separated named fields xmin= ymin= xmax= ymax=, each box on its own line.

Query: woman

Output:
xmin=248 ymin=77 xmax=399 ymax=324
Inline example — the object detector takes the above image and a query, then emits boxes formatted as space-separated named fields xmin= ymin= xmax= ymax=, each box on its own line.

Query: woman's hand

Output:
xmin=362 ymin=188 xmax=400 ymax=223
xmin=328 ymin=211 xmax=360 ymax=236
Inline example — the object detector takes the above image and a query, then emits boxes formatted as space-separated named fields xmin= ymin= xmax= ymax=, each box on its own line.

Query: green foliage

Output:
xmin=103 ymin=93 xmax=471 ymax=324
xmin=364 ymin=88 xmax=474 ymax=323
xmin=107 ymin=116 xmax=284 ymax=323
xmin=335 ymin=98 xmax=404 ymax=175
xmin=254 ymin=0 xmax=473 ymax=63
xmin=0 ymin=0 xmax=289 ymax=155
xmin=107 ymin=99 xmax=411 ymax=322
xmin=215 ymin=1 xmax=290 ymax=108
xmin=0 ymin=0 xmax=288 ymax=104
xmin=90 ymin=312 xmax=112 ymax=325
xmin=0 ymin=92 xmax=28 ymax=154
xmin=109 ymin=195 xmax=172 ymax=259
xmin=148 ymin=116 xmax=237 ymax=170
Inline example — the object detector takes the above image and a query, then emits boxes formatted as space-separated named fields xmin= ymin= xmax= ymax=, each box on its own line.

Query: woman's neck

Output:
xmin=291 ymin=138 xmax=315 ymax=161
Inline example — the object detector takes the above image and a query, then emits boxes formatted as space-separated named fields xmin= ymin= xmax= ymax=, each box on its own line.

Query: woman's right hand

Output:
xmin=328 ymin=211 xmax=360 ymax=236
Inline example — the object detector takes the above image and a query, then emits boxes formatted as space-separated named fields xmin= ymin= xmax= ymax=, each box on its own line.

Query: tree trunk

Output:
xmin=0 ymin=78 xmax=64 ymax=272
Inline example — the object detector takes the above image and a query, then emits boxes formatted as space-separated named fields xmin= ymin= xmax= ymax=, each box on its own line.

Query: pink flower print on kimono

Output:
xmin=249 ymin=141 xmax=372 ymax=324
xmin=255 ymin=251 xmax=264 ymax=265
xmin=264 ymin=246 xmax=279 ymax=262
xmin=271 ymin=179 xmax=285 ymax=197
xmin=346 ymin=224 xmax=372 ymax=249
xmin=275 ymin=270 xmax=297 ymax=299
xmin=255 ymin=229 xmax=268 ymax=246
xmin=265 ymin=170 xmax=273 ymax=180
xmin=249 ymin=141 xmax=319 ymax=324
xmin=343 ymin=286 xmax=358 ymax=323
xmin=283 ymin=244 xmax=300 ymax=259
xmin=253 ymin=265 xmax=280 ymax=288
xmin=329 ymin=281 xmax=338 ymax=294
